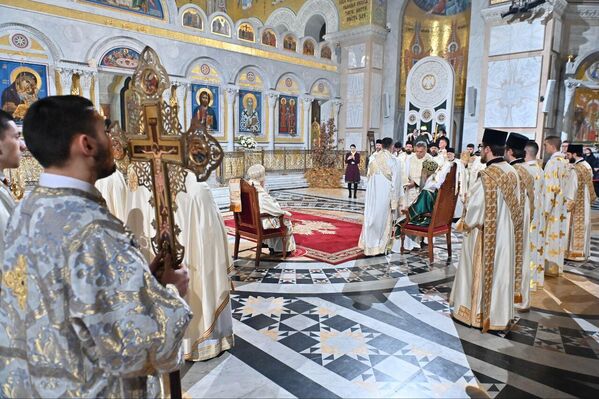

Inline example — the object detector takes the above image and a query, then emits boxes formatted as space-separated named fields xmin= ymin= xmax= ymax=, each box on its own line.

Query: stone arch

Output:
xmin=178 ymin=4 xmax=208 ymax=31
xmin=571 ymin=50 xmax=599 ymax=78
xmin=0 ymin=23 xmax=63 ymax=62
xmin=301 ymin=37 xmax=317 ymax=56
xmin=76 ymin=0 xmax=176 ymax=24
xmin=282 ymin=32 xmax=299 ymax=53
xmin=260 ymin=26 xmax=279 ymax=48
xmin=209 ymin=12 xmax=234 ymax=37
xmin=297 ymin=0 xmax=339 ymax=36
xmin=319 ymin=41 xmax=333 ymax=60
xmin=303 ymin=14 xmax=326 ymax=42
xmin=234 ymin=65 xmax=270 ymax=89
xmin=86 ymin=36 xmax=145 ymax=70
xmin=310 ymin=78 xmax=335 ymax=98
xmin=275 ymin=72 xmax=306 ymax=94
xmin=265 ymin=8 xmax=297 ymax=35
xmin=184 ymin=57 xmax=227 ymax=83
xmin=247 ymin=17 xmax=264 ymax=29
xmin=235 ymin=19 xmax=257 ymax=42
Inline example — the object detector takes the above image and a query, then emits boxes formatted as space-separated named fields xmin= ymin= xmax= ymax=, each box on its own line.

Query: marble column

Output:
xmin=224 ymin=86 xmax=239 ymax=151
xmin=332 ymin=99 xmax=343 ymax=144
xmin=173 ymin=81 xmax=190 ymax=131
xmin=78 ymin=71 xmax=95 ymax=102
xmin=266 ymin=91 xmax=279 ymax=150
xmin=57 ymin=68 xmax=74 ymax=96
xmin=300 ymin=96 xmax=314 ymax=149
xmin=325 ymin=25 xmax=388 ymax=150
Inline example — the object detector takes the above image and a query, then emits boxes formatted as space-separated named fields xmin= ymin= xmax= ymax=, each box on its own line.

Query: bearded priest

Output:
xmin=542 ymin=136 xmax=571 ymax=277
xmin=450 ymin=129 xmax=521 ymax=332
xmin=564 ymin=144 xmax=597 ymax=262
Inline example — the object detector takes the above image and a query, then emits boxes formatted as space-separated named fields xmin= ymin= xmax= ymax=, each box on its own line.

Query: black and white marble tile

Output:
xmin=181 ymin=190 xmax=599 ymax=399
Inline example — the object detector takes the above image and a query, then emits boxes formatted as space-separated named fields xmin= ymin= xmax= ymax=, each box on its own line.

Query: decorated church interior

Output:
xmin=1 ymin=0 xmax=599 ymax=398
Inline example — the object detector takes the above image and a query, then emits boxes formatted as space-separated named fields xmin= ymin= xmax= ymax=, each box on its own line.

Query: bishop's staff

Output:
xmin=112 ymin=46 xmax=224 ymax=399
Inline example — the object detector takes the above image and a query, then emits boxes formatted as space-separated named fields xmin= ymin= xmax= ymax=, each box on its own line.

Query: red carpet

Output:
xmin=224 ymin=210 xmax=364 ymax=265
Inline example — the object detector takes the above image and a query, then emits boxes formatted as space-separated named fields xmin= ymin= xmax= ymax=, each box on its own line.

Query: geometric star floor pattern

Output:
xmin=181 ymin=188 xmax=599 ymax=398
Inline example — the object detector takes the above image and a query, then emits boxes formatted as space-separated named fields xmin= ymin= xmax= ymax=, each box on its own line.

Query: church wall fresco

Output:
xmin=399 ymin=0 xmax=470 ymax=109
xmin=278 ymin=95 xmax=298 ymax=136
xmin=100 ymin=47 xmax=140 ymax=70
xmin=0 ymin=59 xmax=48 ymax=122
xmin=192 ymin=84 xmax=220 ymax=133
xmin=176 ymin=0 xmax=384 ymax=30
xmin=238 ymin=89 xmax=262 ymax=135
xmin=182 ymin=8 xmax=204 ymax=30
xmin=0 ymin=0 xmax=343 ymax=148
xmin=82 ymin=0 xmax=166 ymax=20
xmin=571 ymin=56 xmax=599 ymax=143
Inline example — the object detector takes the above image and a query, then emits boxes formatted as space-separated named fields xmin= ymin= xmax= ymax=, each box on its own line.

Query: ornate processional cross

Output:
xmin=112 ymin=46 xmax=224 ymax=399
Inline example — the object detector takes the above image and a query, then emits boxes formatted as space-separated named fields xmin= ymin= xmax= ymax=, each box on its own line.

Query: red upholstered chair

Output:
xmin=400 ymin=163 xmax=458 ymax=263
xmin=233 ymin=179 xmax=288 ymax=267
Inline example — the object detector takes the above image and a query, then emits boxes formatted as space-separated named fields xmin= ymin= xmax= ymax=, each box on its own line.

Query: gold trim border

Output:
xmin=1 ymin=0 xmax=336 ymax=72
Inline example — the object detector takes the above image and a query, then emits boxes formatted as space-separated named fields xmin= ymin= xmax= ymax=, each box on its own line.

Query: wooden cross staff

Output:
xmin=121 ymin=46 xmax=224 ymax=399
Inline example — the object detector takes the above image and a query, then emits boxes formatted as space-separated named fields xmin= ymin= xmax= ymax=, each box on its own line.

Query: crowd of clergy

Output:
xmin=0 ymin=95 xmax=597 ymax=396
xmin=356 ymin=127 xmax=597 ymax=332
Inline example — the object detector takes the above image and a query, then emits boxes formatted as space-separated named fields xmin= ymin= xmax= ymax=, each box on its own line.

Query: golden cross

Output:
xmin=129 ymin=103 xmax=186 ymax=266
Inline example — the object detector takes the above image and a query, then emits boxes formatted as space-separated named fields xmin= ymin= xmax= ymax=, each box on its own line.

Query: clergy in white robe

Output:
xmin=123 ymin=168 xmax=234 ymax=362
xmin=445 ymin=148 xmax=467 ymax=219
xmin=451 ymin=129 xmax=522 ymax=332
xmin=506 ymin=133 xmax=534 ymax=312
xmin=95 ymin=169 xmax=128 ymax=222
xmin=247 ymin=164 xmax=296 ymax=253
xmin=360 ymin=138 xmax=402 ymax=256
xmin=523 ymin=141 xmax=546 ymax=290
xmin=542 ymin=136 xmax=571 ymax=277
xmin=176 ymin=174 xmax=234 ymax=361
xmin=0 ymin=110 xmax=24 ymax=264
xmin=564 ymin=144 xmax=597 ymax=261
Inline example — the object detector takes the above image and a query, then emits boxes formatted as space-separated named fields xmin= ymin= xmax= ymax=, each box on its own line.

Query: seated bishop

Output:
xmin=393 ymin=159 xmax=440 ymax=238
xmin=247 ymin=164 xmax=296 ymax=254
xmin=564 ymin=144 xmax=597 ymax=262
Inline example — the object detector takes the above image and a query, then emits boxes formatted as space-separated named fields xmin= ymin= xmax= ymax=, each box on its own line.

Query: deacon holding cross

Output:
xmin=0 ymin=96 xmax=192 ymax=397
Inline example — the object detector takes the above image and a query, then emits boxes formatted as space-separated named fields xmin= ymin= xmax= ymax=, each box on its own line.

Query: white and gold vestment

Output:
xmin=512 ymin=161 xmax=534 ymax=311
xmin=450 ymin=161 xmax=521 ymax=331
xmin=565 ymin=159 xmax=597 ymax=261
xmin=522 ymin=160 xmax=546 ymax=289
xmin=542 ymin=152 xmax=570 ymax=276
xmin=360 ymin=150 xmax=402 ymax=256
xmin=0 ymin=175 xmax=192 ymax=398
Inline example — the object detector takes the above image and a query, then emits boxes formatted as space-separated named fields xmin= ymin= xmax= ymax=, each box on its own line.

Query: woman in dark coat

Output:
xmin=345 ymin=144 xmax=361 ymax=198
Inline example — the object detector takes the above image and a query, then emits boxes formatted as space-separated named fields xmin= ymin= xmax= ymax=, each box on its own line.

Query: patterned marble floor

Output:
xmin=181 ymin=188 xmax=599 ymax=398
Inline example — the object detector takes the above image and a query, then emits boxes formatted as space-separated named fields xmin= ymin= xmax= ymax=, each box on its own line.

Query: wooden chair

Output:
xmin=233 ymin=179 xmax=288 ymax=267
xmin=400 ymin=163 xmax=458 ymax=263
